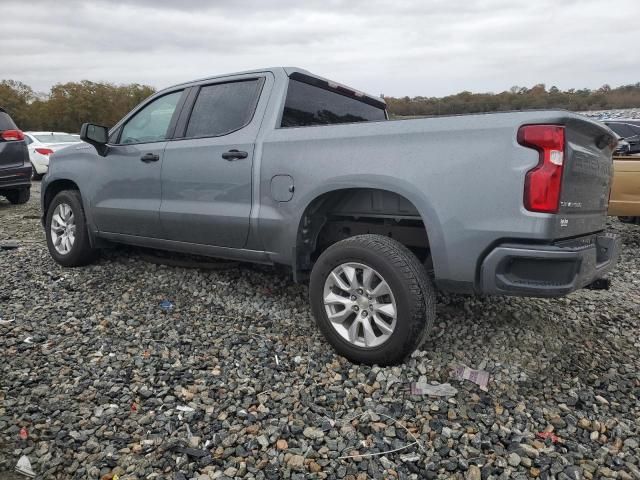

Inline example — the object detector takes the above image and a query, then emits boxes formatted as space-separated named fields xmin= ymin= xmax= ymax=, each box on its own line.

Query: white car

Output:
xmin=24 ymin=132 xmax=82 ymax=179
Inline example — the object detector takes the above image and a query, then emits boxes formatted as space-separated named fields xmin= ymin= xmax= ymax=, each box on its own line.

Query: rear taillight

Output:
xmin=35 ymin=148 xmax=54 ymax=156
xmin=0 ymin=129 xmax=24 ymax=141
xmin=518 ymin=125 xmax=565 ymax=213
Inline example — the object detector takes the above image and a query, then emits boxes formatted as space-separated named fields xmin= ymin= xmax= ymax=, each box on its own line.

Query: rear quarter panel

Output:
xmin=257 ymin=111 xmax=588 ymax=287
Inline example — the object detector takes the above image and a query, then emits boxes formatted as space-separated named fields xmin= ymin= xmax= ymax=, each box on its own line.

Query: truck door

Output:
xmin=160 ymin=74 xmax=270 ymax=248
xmin=92 ymin=89 xmax=185 ymax=237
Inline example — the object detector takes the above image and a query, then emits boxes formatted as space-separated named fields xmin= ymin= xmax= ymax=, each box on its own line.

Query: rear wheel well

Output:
xmin=296 ymin=189 xmax=430 ymax=280
xmin=44 ymin=180 xmax=80 ymax=216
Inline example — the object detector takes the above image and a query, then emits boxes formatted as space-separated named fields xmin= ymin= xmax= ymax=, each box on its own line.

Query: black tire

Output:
xmin=5 ymin=188 xmax=30 ymax=205
xmin=45 ymin=190 xmax=97 ymax=267
xmin=31 ymin=164 xmax=42 ymax=181
xmin=309 ymin=234 xmax=436 ymax=365
xmin=618 ymin=216 xmax=639 ymax=224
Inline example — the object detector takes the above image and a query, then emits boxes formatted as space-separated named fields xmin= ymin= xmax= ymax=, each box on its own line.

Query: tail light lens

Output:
xmin=35 ymin=148 xmax=54 ymax=156
xmin=518 ymin=125 xmax=565 ymax=213
xmin=0 ymin=129 xmax=25 ymax=141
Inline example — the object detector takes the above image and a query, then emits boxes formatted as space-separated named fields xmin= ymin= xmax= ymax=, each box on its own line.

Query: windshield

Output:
xmin=34 ymin=133 xmax=80 ymax=143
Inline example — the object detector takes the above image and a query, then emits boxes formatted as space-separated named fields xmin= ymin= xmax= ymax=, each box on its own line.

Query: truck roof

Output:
xmin=168 ymin=66 xmax=386 ymax=108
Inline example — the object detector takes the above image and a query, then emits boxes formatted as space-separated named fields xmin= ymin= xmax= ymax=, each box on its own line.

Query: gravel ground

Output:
xmin=1 ymin=182 xmax=639 ymax=480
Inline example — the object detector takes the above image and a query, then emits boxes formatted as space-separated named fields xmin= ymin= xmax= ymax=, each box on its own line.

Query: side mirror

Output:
xmin=80 ymin=123 xmax=109 ymax=156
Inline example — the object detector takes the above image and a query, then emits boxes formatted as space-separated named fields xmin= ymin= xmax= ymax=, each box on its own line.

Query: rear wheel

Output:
xmin=31 ymin=163 xmax=43 ymax=181
xmin=45 ymin=190 xmax=97 ymax=266
xmin=5 ymin=188 xmax=30 ymax=205
xmin=310 ymin=234 xmax=436 ymax=365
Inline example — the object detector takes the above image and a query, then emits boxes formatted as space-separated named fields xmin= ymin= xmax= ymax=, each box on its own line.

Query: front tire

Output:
xmin=310 ymin=234 xmax=436 ymax=365
xmin=45 ymin=190 xmax=97 ymax=267
xmin=5 ymin=188 xmax=30 ymax=205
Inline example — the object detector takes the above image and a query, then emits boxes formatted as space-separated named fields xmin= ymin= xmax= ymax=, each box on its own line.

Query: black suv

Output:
xmin=604 ymin=120 xmax=640 ymax=155
xmin=0 ymin=107 xmax=31 ymax=204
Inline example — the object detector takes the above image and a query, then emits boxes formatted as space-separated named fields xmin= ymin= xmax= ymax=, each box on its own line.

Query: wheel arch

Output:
xmin=43 ymin=177 xmax=104 ymax=244
xmin=43 ymin=179 xmax=82 ymax=217
xmin=293 ymin=181 xmax=446 ymax=281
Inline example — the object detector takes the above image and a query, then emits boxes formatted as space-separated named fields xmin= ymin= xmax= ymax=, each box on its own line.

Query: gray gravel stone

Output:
xmin=1 ymin=182 xmax=640 ymax=479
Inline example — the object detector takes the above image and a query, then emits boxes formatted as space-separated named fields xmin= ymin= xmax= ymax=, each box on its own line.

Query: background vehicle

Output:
xmin=603 ymin=121 xmax=640 ymax=155
xmin=609 ymin=155 xmax=640 ymax=223
xmin=24 ymin=131 xmax=82 ymax=180
xmin=0 ymin=107 xmax=31 ymax=204
xmin=41 ymin=68 xmax=620 ymax=365
xmin=614 ymin=136 xmax=631 ymax=155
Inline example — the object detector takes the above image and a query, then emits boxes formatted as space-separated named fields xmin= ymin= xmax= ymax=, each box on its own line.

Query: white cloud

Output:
xmin=0 ymin=0 xmax=637 ymax=96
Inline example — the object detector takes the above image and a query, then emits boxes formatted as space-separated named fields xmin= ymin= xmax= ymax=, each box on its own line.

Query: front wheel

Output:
xmin=45 ymin=190 xmax=97 ymax=267
xmin=309 ymin=234 xmax=436 ymax=365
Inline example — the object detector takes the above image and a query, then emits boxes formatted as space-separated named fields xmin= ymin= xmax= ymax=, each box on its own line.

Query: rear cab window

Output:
xmin=281 ymin=73 xmax=387 ymax=128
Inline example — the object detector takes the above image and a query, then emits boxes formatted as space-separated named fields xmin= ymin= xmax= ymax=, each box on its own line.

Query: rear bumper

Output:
xmin=0 ymin=165 xmax=32 ymax=190
xmin=31 ymin=156 xmax=49 ymax=174
xmin=479 ymin=232 xmax=621 ymax=297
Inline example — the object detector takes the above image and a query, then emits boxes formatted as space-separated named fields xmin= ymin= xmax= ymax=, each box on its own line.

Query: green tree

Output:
xmin=0 ymin=79 xmax=155 ymax=132
xmin=0 ymin=80 xmax=35 ymax=127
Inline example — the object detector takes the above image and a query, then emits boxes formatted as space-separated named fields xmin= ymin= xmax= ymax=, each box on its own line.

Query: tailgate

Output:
xmin=552 ymin=116 xmax=615 ymax=238
xmin=0 ymin=111 xmax=27 ymax=170
xmin=0 ymin=142 xmax=28 ymax=170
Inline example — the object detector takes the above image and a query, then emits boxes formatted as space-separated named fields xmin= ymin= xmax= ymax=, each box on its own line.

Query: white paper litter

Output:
xmin=15 ymin=455 xmax=36 ymax=478
xmin=176 ymin=405 xmax=195 ymax=412
xmin=410 ymin=382 xmax=458 ymax=397
xmin=453 ymin=365 xmax=490 ymax=391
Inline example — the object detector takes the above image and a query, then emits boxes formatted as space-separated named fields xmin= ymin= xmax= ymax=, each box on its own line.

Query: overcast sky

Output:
xmin=1 ymin=0 xmax=638 ymax=97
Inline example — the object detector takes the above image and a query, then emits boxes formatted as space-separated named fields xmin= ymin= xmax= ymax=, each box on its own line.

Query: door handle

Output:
xmin=140 ymin=153 xmax=159 ymax=163
xmin=222 ymin=149 xmax=248 ymax=161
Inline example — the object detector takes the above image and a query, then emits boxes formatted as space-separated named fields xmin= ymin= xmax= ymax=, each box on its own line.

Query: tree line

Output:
xmin=385 ymin=83 xmax=640 ymax=117
xmin=2 ymin=79 xmax=640 ymax=133
xmin=0 ymin=80 xmax=155 ymax=132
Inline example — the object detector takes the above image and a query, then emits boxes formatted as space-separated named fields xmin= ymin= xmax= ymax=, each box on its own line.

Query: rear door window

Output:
xmin=281 ymin=79 xmax=387 ymax=127
xmin=184 ymin=79 xmax=262 ymax=138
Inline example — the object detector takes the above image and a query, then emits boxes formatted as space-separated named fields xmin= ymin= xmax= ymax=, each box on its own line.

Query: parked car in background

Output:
xmin=614 ymin=135 xmax=631 ymax=156
xmin=609 ymin=155 xmax=640 ymax=223
xmin=0 ymin=107 xmax=31 ymax=204
xmin=41 ymin=67 xmax=621 ymax=365
xmin=24 ymin=131 xmax=82 ymax=179
xmin=606 ymin=119 xmax=640 ymax=129
xmin=603 ymin=121 xmax=640 ymax=155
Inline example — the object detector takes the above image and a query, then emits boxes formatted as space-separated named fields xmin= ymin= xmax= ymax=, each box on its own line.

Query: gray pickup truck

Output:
xmin=41 ymin=67 xmax=621 ymax=365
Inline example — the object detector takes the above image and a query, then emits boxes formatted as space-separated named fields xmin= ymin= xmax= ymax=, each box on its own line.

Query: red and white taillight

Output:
xmin=0 ymin=129 xmax=24 ymax=141
xmin=517 ymin=125 xmax=565 ymax=213
xmin=35 ymin=147 xmax=54 ymax=156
